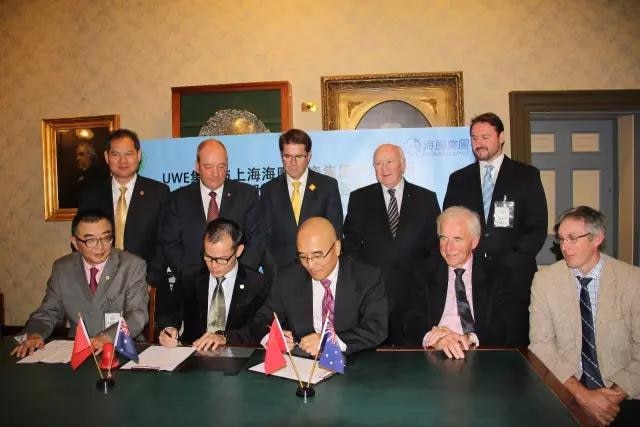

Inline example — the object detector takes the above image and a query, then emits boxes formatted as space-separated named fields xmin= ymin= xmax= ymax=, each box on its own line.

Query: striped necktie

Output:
xmin=454 ymin=268 xmax=475 ymax=334
xmin=577 ymin=276 xmax=604 ymax=389
xmin=387 ymin=189 xmax=399 ymax=237
xmin=481 ymin=165 xmax=494 ymax=222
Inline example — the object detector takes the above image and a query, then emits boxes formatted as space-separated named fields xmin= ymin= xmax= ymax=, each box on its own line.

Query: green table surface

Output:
xmin=0 ymin=339 xmax=579 ymax=426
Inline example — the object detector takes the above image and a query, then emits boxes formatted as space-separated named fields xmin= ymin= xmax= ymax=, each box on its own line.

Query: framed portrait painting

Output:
xmin=321 ymin=72 xmax=464 ymax=130
xmin=42 ymin=114 xmax=120 ymax=220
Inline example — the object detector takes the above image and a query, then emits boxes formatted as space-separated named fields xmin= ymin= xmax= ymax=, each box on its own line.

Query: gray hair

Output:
xmin=556 ymin=205 xmax=606 ymax=250
xmin=437 ymin=206 xmax=481 ymax=238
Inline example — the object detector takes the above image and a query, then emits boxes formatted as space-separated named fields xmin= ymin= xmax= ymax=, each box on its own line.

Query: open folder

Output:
xmin=249 ymin=355 xmax=335 ymax=385
xmin=121 ymin=345 xmax=195 ymax=371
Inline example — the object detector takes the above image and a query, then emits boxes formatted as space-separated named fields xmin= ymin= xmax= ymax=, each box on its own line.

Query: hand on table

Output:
xmin=193 ymin=332 xmax=226 ymax=352
xmin=10 ymin=334 xmax=44 ymax=358
xmin=425 ymin=327 xmax=472 ymax=359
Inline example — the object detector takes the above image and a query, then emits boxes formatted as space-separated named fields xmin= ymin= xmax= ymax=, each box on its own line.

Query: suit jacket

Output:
xmin=78 ymin=175 xmax=170 ymax=285
xmin=159 ymin=263 xmax=268 ymax=344
xmin=443 ymin=156 xmax=547 ymax=299
xmin=529 ymin=255 xmax=640 ymax=398
xmin=342 ymin=180 xmax=440 ymax=344
xmin=260 ymin=169 xmax=343 ymax=279
xmin=405 ymin=253 xmax=509 ymax=346
xmin=253 ymin=256 xmax=388 ymax=355
xmin=160 ymin=180 xmax=263 ymax=275
xmin=21 ymin=250 xmax=148 ymax=341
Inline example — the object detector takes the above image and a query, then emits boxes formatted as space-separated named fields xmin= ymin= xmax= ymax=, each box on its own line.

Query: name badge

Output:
xmin=105 ymin=313 xmax=121 ymax=329
xmin=493 ymin=197 xmax=515 ymax=228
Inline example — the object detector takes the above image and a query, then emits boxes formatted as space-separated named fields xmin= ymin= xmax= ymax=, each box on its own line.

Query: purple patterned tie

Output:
xmin=321 ymin=278 xmax=334 ymax=327
xmin=89 ymin=267 xmax=98 ymax=294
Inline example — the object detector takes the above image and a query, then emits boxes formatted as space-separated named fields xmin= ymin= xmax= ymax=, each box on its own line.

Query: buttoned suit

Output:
xmin=21 ymin=250 xmax=148 ymax=340
xmin=161 ymin=180 xmax=263 ymax=275
xmin=343 ymin=180 xmax=440 ymax=345
xmin=260 ymin=169 xmax=343 ymax=280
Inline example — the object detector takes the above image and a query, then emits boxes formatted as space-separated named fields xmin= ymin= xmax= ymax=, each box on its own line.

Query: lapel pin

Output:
xmin=105 ymin=275 xmax=111 ymax=281
xmin=239 ymin=284 xmax=245 ymax=290
xmin=227 ymin=192 xmax=231 ymax=197
xmin=309 ymin=184 xmax=316 ymax=191
xmin=139 ymin=190 xmax=144 ymax=196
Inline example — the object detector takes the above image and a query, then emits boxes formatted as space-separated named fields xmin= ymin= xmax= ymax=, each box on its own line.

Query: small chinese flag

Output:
xmin=70 ymin=317 xmax=92 ymax=370
xmin=264 ymin=318 xmax=287 ymax=374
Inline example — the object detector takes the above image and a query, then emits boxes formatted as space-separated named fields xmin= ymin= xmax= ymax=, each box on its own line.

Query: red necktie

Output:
xmin=321 ymin=279 xmax=334 ymax=327
xmin=207 ymin=191 xmax=219 ymax=223
xmin=89 ymin=267 xmax=98 ymax=294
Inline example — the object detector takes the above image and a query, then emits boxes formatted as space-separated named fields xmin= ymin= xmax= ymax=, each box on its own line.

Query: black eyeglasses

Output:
xmin=74 ymin=235 xmax=114 ymax=248
xmin=553 ymin=233 xmax=591 ymax=245
xmin=203 ymin=251 xmax=236 ymax=265
xmin=297 ymin=241 xmax=337 ymax=264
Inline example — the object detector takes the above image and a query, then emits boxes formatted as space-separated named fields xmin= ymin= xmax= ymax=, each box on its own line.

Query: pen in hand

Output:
xmin=161 ymin=328 xmax=182 ymax=347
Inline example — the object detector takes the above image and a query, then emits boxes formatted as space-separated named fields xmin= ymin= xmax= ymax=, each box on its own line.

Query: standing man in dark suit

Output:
xmin=77 ymin=129 xmax=170 ymax=320
xmin=254 ymin=217 xmax=387 ymax=356
xmin=343 ymin=144 xmax=440 ymax=346
xmin=161 ymin=139 xmax=263 ymax=277
xmin=159 ymin=218 xmax=268 ymax=351
xmin=11 ymin=210 xmax=148 ymax=357
xmin=406 ymin=206 xmax=509 ymax=359
xmin=260 ymin=129 xmax=343 ymax=280
xmin=443 ymin=112 xmax=547 ymax=346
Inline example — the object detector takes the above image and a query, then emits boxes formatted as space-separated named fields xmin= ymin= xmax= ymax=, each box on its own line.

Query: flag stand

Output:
xmin=295 ymin=385 xmax=315 ymax=398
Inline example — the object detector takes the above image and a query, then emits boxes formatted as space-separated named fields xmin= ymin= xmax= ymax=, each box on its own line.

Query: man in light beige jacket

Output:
xmin=529 ymin=206 xmax=639 ymax=426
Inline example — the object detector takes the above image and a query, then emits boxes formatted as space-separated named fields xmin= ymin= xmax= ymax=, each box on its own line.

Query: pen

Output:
xmin=162 ymin=328 xmax=182 ymax=347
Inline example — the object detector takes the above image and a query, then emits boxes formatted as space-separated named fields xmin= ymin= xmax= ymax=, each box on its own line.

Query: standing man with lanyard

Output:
xmin=443 ymin=113 xmax=547 ymax=346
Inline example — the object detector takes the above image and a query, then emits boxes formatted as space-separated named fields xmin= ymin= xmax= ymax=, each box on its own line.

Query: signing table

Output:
xmin=0 ymin=339 xmax=586 ymax=426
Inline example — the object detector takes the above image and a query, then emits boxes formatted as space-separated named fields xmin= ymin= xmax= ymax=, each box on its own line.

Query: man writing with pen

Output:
xmin=158 ymin=218 xmax=268 ymax=351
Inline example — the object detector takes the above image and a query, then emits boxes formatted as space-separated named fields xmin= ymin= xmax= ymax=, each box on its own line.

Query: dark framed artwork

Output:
xmin=42 ymin=114 xmax=120 ymax=220
xmin=321 ymin=72 xmax=464 ymax=130
xmin=171 ymin=81 xmax=292 ymax=137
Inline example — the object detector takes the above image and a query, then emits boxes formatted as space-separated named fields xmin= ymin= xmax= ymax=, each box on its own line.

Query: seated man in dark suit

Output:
xmin=406 ymin=206 xmax=508 ymax=359
xmin=11 ymin=209 xmax=148 ymax=357
xmin=158 ymin=218 xmax=268 ymax=351
xmin=255 ymin=217 xmax=387 ymax=356
xmin=260 ymin=128 xmax=343 ymax=280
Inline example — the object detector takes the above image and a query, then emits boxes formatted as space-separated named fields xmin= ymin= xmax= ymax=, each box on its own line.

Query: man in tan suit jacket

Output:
xmin=529 ymin=206 xmax=639 ymax=426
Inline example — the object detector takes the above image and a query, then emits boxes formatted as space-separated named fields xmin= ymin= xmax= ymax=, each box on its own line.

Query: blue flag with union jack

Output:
xmin=319 ymin=328 xmax=345 ymax=374
xmin=114 ymin=318 xmax=139 ymax=363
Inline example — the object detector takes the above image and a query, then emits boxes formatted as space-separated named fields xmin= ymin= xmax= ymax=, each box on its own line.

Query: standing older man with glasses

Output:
xmin=11 ymin=209 xmax=148 ymax=357
xmin=255 ymin=217 xmax=387 ymax=357
xmin=259 ymin=128 xmax=343 ymax=281
xmin=158 ymin=218 xmax=268 ymax=351
xmin=529 ymin=206 xmax=640 ymax=425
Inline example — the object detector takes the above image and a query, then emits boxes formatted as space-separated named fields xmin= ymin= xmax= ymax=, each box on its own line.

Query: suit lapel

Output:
xmin=558 ymin=266 xmax=582 ymax=350
xmin=195 ymin=269 xmax=210 ymax=327
xmin=277 ymin=174 xmax=298 ymax=227
xmin=93 ymin=251 xmax=119 ymax=307
xmin=395 ymin=181 xmax=414 ymax=240
xmin=374 ymin=184 xmax=393 ymax=239
xmin=467 ymin=163 xmax=486 ymax=228
xmin=471 ymin=257 xmax=488 ymax=325
xmin=227 ymin=264 xmax=248 ymax=325
xmin=333 ymin=260 xmax=353 ymax=331
xmin=489 ymin=156 xmax=514 ymax=225
xmin=191 ymin=182 xmax=207 ymax=225
xmin=431 ymin=259 xmax=449 ymax=325
xmin=595 ymin=256 xmax=616 ymax=330
xmin=74 ymin=253 xmax=94 ymax=302
xmin=300 ymin=170 xmax=319 ymax=224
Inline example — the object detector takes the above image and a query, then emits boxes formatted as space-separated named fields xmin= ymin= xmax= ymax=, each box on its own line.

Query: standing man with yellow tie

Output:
xmin=78 ymin=129 xmax=170 ymax=322
xmin=259 ymin=129 xmax=343 ymax=281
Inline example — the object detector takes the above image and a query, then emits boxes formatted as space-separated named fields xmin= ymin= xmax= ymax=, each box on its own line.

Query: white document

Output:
xmin=120 ymin=345 xmax=195 ymax=371
xmin=249 ymin=355 xmax=335 ymax=385
xmin=17 ymin=340 xmax=75 ymax=364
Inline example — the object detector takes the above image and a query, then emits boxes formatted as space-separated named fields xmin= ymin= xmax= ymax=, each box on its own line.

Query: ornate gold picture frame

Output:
xmin=321 ymin=72 xmax=464 ymax=130
xmin=42 ymin=114 xmax=120 ymax=221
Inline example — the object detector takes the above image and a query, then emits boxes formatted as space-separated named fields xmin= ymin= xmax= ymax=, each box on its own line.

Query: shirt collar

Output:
xmin=479 ymin=153 xmax=505 ymax=171
xmin=572 ymin=256 xmax=604 ymax=280
xmin=111 ymin=174 xmax=137 ymax=193
xmin=210 ymin=259 xmax=239 ymax=285
xmin=380 ymin=177 xmax=405 ymax=193
xmin=200 ymin=180 xmax=224 ymax=196
xmin=286 ymin=167 xmax=309 ymax=188
xmin=448 ymin=253 xmax=474 ymax=274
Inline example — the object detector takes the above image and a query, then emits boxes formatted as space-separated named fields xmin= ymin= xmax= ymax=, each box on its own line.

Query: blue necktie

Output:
xmin=577 ymin=276 xmax=604 ymax=389
xmin=481 ymin=165 xmax=494 ymax=222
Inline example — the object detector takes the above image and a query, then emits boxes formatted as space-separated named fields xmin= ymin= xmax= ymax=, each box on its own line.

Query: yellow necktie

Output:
xmin=291 ymin=181 xmax=302 ymax=224
xmin=115 ymin=186 xmax=127 ymax=249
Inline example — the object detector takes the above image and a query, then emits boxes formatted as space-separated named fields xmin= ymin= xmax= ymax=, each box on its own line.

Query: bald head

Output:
xmin=297 ymin=217 xmax=340 ymax=281
xmin=373 ymin=144 xmax=406 ymax=188
xmin=196 ymin=139 xmax=229 ymax=190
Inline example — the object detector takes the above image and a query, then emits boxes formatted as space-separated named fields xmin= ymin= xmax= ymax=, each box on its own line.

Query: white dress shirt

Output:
xmin=286 ymin=167 xmax=309 ymax=199
xmin=111 ymin=175 xmax=137 ymax=217
xmin=478 ymin=153 xmax=505 ymax=187
xmin=200 ymin=181 xmax=224 ymax=218
xmin=381 ymin=178 xmax=405 ymax=213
